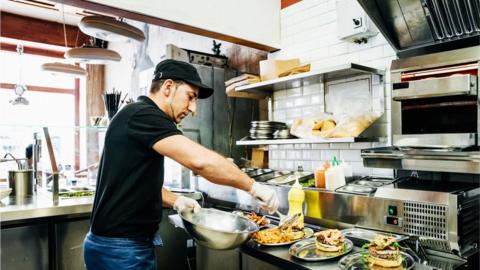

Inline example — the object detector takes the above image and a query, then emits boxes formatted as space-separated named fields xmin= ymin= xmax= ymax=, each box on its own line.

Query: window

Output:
xmin=0 ymin=45 xmax=80 ymax=170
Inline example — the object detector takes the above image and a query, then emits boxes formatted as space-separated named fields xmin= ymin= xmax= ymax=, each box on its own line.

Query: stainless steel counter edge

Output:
xmin=0 ymin=189 xmax=199 ymax=222
xmin=0 ymin=195 xmax=94 ymax=222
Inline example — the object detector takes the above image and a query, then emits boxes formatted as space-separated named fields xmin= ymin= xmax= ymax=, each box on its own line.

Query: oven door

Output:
xmin=392 ymin=74 xmax=477 ymax=100
xmin=393 ymin=133 xmax=476 ymax=148
xmin=361 ymin=147 xmax=480 ymax=174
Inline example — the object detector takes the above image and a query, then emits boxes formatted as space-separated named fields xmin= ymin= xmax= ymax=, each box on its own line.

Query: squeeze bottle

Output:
xmin=314 ymin=162 xmax=330 ymax=188
xmin=340 ymin=159 xmax=353 ymax=178
xmin=287 ymin=178 xmax=305 ymax=228
xmin=325 ymin=157 xmax=346 ymax=190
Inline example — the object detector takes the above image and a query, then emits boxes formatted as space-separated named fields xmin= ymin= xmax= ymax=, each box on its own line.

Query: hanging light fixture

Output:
xmin=42 ymin=4 xmax=87 ymax=76
xmin=78 ymin=16 xmax=145 ymax=43
xmin=10 ymin=44 xmax=29 ymax=105
xmin=41 ymin=62 xmax=87 ymax=76
xmin=64 ymin=45 xmax=121 ymax=64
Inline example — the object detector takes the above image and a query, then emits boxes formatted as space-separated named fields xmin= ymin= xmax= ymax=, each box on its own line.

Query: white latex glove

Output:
xmin=248 ymin=182 xmax=279 ymax=214
xmin=173 ymin=196 xmax=201 ymax=213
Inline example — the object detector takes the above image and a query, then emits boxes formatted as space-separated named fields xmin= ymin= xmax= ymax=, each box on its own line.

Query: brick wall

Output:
xmin=268 ymin=0 xmax=397 ymax=177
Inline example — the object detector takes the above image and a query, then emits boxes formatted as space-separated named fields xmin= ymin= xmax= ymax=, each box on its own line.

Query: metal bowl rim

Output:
xmin=180 ymin=209 xmax=260 ymax=234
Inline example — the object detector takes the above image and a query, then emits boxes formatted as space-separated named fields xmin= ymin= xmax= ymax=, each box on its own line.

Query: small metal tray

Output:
xmin=267 ymin=172 xmax=313 ymax=185
xmin=341 ymin=228 xmax=408 ymax=245
xmin=336 ymin=185 xmax=377 ymax=195
xmin=289 ymin=238 xmax=353 ymax=261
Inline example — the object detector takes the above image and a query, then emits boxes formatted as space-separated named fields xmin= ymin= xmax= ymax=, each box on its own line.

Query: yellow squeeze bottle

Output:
xmin=287 ymin=178 xmax=305 ymax=228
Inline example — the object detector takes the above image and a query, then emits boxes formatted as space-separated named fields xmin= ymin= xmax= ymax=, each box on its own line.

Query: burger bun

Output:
xmin=367 ymin=254 xmax=403 ymax=268
xmin=315 ymin=241 xmax=340 ymax=252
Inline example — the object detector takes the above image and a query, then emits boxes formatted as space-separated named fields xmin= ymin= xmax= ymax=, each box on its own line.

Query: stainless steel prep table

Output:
xmin=0 ymin=193 xmax=93 ymax=223
xmin=1 ymin=193 xmax=93 ymax=270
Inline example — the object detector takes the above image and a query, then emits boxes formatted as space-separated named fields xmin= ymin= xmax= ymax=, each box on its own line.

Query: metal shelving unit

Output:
xmin=235 ymin=63 xmax=385 ymax=145
xmin=235 ymin=63 xmax=384 ymax=94
xmin=236 ymin=136 xmax=386 ymax=146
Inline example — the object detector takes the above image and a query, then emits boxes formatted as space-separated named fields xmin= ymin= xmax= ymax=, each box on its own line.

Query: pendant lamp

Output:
xmin=64 ymin=46 xmax=121 ymax=64
xmin=42 ymin=4 xmax=87 ymax=77
xmin=10 ymin=44 xmax=29 ymax=105
xmin=41 ymin=62 xmax=87 ymax=76
xmin=79 ymin=16 xmax=145 ymax=43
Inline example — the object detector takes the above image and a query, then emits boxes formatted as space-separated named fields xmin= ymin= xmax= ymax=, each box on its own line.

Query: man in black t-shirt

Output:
xmin=83 ymin=59 xmax=279 ymax=270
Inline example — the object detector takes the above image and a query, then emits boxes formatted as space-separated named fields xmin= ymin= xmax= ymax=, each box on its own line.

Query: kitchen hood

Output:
xmin=357 ymin=0 xmax=480 ymax=58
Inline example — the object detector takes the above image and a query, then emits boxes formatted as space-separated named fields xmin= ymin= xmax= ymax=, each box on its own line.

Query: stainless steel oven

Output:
xmin=362 ymin=46 xmax=480 ymax=174
xmin=391 ymin=46 xmax=479 ymax=149
xmin=357 ymin=46 xmax=480 ymax=269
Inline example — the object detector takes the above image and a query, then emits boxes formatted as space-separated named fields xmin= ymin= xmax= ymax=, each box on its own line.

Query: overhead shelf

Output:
xmin=236 ymin=136 xmax=387 ymax=146
xmin=235 ymin=63 xmax=385 ymax=94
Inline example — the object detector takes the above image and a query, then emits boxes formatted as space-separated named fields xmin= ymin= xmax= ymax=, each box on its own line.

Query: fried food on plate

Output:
xmin=252 ymin=226 xmax=303 ymax=244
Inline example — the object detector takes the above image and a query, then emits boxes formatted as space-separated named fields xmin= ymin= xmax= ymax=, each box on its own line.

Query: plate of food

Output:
xmin=289 ymin=229 xmax=353 ymax=261
xmin=338 ymin=235 xmax=415 ymax=270
xmin=252 ymin=226 xmax=314 ymax=246
xmin=233 ymin=211 xmax=270 ymax=228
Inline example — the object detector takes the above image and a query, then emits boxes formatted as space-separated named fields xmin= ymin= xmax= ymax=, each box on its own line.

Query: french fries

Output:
xmin=252 ymin=226 xmax=303 ymax=244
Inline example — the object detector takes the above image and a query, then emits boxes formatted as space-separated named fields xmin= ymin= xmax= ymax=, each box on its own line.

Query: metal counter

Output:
xmin=0 ymin=193 xmax=93 ymax=222
xmin=0 ymin=188 xmax=202 ymax=222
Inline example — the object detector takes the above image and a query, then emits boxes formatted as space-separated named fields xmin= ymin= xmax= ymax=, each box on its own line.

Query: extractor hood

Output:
xmin=357 ymin=0 xmax=480 ymax=58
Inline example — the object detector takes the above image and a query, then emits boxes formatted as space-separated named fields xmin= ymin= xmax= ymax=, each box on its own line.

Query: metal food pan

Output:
xmin=341 ymin=228 xmax=408 ymax=246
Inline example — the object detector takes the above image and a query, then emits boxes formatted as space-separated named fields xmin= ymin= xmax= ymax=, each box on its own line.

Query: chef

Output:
xmin=83 ymin=59 xmax=279 ymax=270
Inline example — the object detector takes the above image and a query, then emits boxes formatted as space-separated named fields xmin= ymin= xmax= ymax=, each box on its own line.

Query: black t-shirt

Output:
xmin=90 ymin=95 xmax=182 ymax=237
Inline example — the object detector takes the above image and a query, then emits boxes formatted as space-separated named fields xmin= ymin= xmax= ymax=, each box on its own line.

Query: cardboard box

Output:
xmin=251 ymin=147 xmax=269 ymax=168
xmin=259 ymin=58 xmax=300 ymax=81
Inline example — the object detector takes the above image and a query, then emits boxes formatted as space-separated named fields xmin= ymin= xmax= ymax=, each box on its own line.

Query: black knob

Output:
xmin=353 ymin=18 xmax=360 ymax=26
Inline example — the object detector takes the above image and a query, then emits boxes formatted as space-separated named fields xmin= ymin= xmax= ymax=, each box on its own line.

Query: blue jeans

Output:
xmin=83 ymin=231 xmax=163 ymax=270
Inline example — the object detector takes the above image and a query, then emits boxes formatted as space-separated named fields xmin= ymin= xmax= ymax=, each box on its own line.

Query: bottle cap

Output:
xmin=332 ymin=156 xmax=339 ymax=166
xmin=323 ymin=161 xmax=330 ymax=169
xmin=292 ymin=178 xmax=302 ymax=188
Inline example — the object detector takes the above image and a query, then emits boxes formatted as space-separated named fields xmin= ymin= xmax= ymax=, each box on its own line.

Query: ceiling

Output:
xmin=0 ymin=0 xmax=111 ymax=25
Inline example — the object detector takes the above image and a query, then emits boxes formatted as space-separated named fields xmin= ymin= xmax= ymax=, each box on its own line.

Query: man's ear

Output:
xmin=161 ymin=79 xmax=174 ymax=97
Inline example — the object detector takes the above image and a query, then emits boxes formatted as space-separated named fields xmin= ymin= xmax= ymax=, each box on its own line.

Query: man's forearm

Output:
xmin=162 ymin=187 xmax=178 ymax=207
xmin=193 ymin=151 xmax=254 ymax=192
xmin=153 ymin=135 xmax=255 ymax=192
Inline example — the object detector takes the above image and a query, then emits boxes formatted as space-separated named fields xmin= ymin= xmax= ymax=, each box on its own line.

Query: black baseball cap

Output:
xmin=152 ymin=59 xmax=213 ymax=99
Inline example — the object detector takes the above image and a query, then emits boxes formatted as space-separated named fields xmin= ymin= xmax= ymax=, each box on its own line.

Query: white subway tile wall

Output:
xmin=268 ymin=0 xmax=395 ymax=177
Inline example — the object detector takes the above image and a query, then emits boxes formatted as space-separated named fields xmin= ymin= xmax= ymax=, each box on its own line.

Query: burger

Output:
xmin=314 ymin=229 xmax=346 ymax=252
xmin=365 ymin=235 xmax=402 ymax=268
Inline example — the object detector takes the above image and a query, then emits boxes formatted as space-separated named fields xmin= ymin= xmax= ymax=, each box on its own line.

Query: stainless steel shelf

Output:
xmin=235 ymin=63 xmax=384 ymax=94
xmin=236 ymin=136 xmax=386 ymax=146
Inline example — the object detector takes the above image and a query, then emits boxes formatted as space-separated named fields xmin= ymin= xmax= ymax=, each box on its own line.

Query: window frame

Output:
xmin=0 ymin=42 xmax=81 ymax=170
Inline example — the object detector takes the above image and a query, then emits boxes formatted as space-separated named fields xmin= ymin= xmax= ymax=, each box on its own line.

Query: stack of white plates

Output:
xmin=249 ymin=121 xmax=287 ymax=139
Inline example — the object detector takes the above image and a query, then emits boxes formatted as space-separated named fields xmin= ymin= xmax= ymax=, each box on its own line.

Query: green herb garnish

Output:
xmin=361 ymin=243 xmax=371 ymax=249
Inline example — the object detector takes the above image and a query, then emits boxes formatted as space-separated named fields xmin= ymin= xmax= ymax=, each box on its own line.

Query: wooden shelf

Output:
xmin=235 ymin=63 xmax=384 ymax=94
xmin=236 ymin=136 xmax=386 ymax=146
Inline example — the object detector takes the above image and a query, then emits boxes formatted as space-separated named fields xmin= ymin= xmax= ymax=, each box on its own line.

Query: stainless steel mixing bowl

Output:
xmin=180 ymin=208 xmax=259 ymax=250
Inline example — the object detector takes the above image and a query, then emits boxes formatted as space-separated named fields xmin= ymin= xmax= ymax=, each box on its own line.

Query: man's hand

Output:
xmin=173 ymin=196 xmax=201 ymax=213
xmin=248 ymin=182 xmax=279 ymax=214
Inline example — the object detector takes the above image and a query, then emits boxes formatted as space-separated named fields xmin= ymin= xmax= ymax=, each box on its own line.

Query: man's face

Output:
xmin=169 ymin=82 xmax=199 ymax=124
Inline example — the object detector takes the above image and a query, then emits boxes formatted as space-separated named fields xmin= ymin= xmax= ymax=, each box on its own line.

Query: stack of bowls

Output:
xmin=249 ymin=121 xmax=287 ymax=139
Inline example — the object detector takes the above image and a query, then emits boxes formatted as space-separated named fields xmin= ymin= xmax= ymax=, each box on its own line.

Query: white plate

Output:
xmin=0 ymin=188 xmax=12 ymax=200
